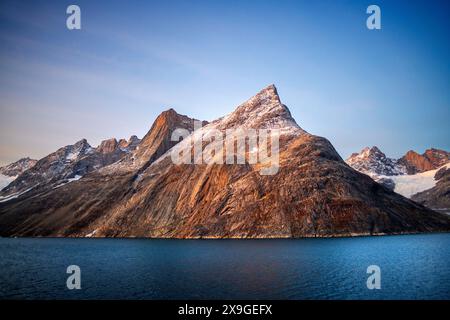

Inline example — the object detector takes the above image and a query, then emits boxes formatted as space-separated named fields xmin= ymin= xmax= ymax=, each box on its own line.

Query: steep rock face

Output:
xmin=97 ymin=138 xmax=119 ymax=154
xmin=424 ymin=149 xmax=449 ymax=168
xmin=0 ymin=85 xmax=449 ymax=237
xmin=104 ymin=109 xmax=206 ymax=174
xmin=398 ymin=149 xmax=449 ymax=174
xmin=399 ymin=150 xmax=435 ymax=174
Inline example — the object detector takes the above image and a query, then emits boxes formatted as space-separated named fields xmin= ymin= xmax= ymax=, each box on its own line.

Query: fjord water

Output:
xmin=1 ymin=234 xmax=449 ymax=299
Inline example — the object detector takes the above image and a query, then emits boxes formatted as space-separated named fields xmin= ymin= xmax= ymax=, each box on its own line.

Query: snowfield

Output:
xmin=52 ymin=175 xmax=83 ymax=189
xmin=0 ymin=174 xmax=16 ymax=191
xmin=380 ymin=163 xmax=450 ymax=198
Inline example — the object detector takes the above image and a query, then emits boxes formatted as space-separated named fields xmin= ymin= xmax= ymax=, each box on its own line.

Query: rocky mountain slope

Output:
xmin=0 ymin=85 xmax=449 ymax=237
xmin=0 ymin=135 xmax=140 ymax=198
xmin=0 ymin=157 xmax=37 ymax=190
xmin=103 ymin=109 xmax=207 ymax=174
xmin=0 ymin=157 xmax=37 ymax=177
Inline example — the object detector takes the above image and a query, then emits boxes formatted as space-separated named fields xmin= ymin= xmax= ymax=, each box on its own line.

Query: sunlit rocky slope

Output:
xmin=0 ymin=85 xmax=449 ymax=237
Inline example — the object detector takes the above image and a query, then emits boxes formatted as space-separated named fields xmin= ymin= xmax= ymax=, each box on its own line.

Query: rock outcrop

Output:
xmin=399 ymin=149 xmax=449 ymax=174
xmin=118 ymin=135 xmax=141 ymax=151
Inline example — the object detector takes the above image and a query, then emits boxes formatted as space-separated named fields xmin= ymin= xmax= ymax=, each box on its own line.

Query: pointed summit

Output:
xmin=346 ymin=146 xmax=406 ymax=176
xmin=104 ymin=109 xmax=207 ymax=173
xmin=254 ymin=84 xmax=282 ymax=103
xmin=214 ymin=84 xmax=304 ymax=134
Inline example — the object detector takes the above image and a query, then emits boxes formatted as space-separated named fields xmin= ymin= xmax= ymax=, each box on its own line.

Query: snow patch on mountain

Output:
xmin=52 ymin=175 xmax=83 ymax=189
xmin=0 ymin=187 xmax=34 ymax=203
xmin=347 ymin=146 xmax=450 ymax=199
xmin=0 ymin=174 xmax=16 ymax=191
xmin=380 ymin=163 xmax=450 ymax=198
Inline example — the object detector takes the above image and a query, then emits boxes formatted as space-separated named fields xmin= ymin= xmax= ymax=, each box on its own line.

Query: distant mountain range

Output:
xmin=346 ymin=147 xmax=449 ymax=213
xmin=0 ymin=136 xmax=141 ymax=199
xmin=0 ymin=85 xmax=449 ymax=237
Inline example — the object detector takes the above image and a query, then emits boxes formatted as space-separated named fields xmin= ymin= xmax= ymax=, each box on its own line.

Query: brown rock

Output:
xmin=0 ymin=85 xmax=449 ymax=237
xmin=398 ymin=149 xmax=449 ymax=174
xmin=97 ymin=138 xmax=119 ymax=154
xmin=398 ymin=150 xmax=435 ymax=174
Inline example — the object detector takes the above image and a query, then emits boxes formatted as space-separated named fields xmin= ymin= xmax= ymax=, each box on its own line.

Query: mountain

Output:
xmin=0 ymin=85 xmax=449 ymax=237
xmin=346 ymin=147 xmax=406 ymax=177
xmin=346 ymin=146 xmax=450 ymax=213
xmin=0 ymin=157 xmax=37 ymax=190
xmin=398 ymin=149 xmax=449 ymax=174
xmin=0 ymin=135 xmax=139 ymax=199
xmin=102 ymin=108 xmax=207 ymax=174
xmin=0 ymin=157 xmax=37 ymax=177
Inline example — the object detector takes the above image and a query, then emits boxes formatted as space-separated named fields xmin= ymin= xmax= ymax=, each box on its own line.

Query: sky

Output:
xmin=0 ymin=0 xmax=449 ymax=166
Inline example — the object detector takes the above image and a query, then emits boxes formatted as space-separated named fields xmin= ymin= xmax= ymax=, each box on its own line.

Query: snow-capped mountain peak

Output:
xmin=213 ymin=84 xmax=305 ymax=135
xmin=346 ymin=146 xmax=406 ymax=177
xmin=64 ymin=139 xmax=92 ymax=161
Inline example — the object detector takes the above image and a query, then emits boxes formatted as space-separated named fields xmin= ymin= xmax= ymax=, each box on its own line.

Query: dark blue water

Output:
xmin=1 ymin=234 xmax=449 ymax=299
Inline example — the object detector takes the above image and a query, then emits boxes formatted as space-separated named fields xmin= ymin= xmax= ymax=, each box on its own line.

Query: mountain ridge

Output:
xmin=0 ymin=85 xmax=449 ymax=237
xmin=346 ymin=146 xmax=450 ymax=212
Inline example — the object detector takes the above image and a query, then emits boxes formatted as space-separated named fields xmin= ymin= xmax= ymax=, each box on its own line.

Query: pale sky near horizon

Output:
xmin=0 ymin=0 xmax=449 ymax=166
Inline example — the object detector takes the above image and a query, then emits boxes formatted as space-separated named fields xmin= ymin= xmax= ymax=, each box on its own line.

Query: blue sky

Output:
xmin=0 ymin=0 xmax=449 ymax=165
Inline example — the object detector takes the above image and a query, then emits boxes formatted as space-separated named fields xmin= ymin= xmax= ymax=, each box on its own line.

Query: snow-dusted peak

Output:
xmin=346 ymin=146 xmax=406 ymax=177
xmin=147 ymin=85 xmax=306 ymax=168
xmin=64 ymin=139 xmax=93 ymax=161
xmin=0 ymin=157 xmax=37 ymax=177
xmin=212 ymin=84 xmax=304 ymax=135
